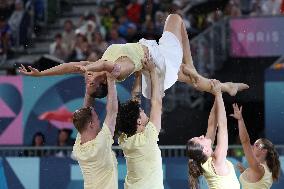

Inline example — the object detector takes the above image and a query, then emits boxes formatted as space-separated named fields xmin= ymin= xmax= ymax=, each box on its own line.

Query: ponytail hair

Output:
xmin=187 ymin=140 xmax=208 ymax=189
xmin=260 ymin=138 xmax=281 ymax=181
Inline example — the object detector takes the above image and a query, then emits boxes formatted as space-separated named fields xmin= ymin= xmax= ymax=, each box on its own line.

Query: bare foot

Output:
xmin=225 ymin=82 xmax=249 ymax=96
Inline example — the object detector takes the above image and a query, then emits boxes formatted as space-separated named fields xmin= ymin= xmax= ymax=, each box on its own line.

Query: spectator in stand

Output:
xmin=91 ymin=31 xmax=108 ymax=56
xmin=141 ymin=15 xmax=156 ymax=39
xmin=125 ymin=23 xmax=139 ymax=43
xmin=262 ymin=0 xmax=282 ymax=15
xmin=170 ymin=1 xmax=191 ymax=31
xmin=55 ymin=128 xmax=75 ymax=157
xmin=0 ymin=16 xmax=11 ymax=63
xmin=207 ymin=10 xmax=223 ymax=26
xmin=62 ymin=20 xmax=75 ymax=55
xmin=85 ymin=12 xmax=99 ymax=26
xmin=57 ymin=128 xmax=75 ymax=146
xmin=118 ymin=14 xmax=136 ymax=38
xmin=85 ymin=20 xmax=96 ymax=44
xmin=127 ymin=0 xmax=142 ymax=24
xmin=281 ymin=0 xmax=284 ymax=13
xmin=231 ymin=4 xmax=242 ymax=17
xmin=111 ymin=0 xmax=126 ymax=22
xmin=49 ymin=33 xmax=68 ymax=61
xmin=87 ymin=51 xmax=100 ymax=62
xmin=250 ymin=0 xmax=263 ymax=16
xmin=239 ymin=0 xmax=253 ymax=14
xmin=154 ymin=11 xmax=166 ymax=36
xmin=0 ymin=0 xmax=14 ymax=19
xmin=224 ymin=0 xmax=242 ymax=17
xmin=32 ymin=132 xmax=45 ymax=146
xmin=68 ymin=33 xmax=90 ymax=61
xmin=108 ymin=28 xmax=126 ymax=45
xmin=170 ymin=0 xmax=183 ymax=15
xmin=33 ymin=0 xmax=45 ymax=27
xmin=140 ymin=0 xmax=160 ymax=24
xmin=8 ymin=0 xmax=30 ymax=48
xmin=99 ymin=3 xmax=115 ymax=32
xmin=23 ymin=132 xmax=46 ymax=157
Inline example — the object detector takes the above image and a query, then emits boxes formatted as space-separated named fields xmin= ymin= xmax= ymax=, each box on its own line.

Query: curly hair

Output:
xmin=116 ymin=100 xmax=140 ymax=137
xmin=90 ymin=83 xmax=108 ymax=99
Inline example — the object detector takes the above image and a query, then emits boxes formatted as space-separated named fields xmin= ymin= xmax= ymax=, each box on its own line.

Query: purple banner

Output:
xmin=230 ymin=16 xmax=284 ymax=57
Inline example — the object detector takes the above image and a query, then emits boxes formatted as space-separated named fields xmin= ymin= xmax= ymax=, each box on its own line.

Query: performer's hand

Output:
xmin=211 ymin=79 xmax=221 ymax=95
xmin=18 ymin=64 xmax=41 ymax=76
xmin=134 ymin=70 xmax=142 ymax=78
xmin=230 ymin=103 xmax=243 ymax=120
xmin=236 ymin=162 xmax=246 ymax=173
xmin=142 ymin=54 xmax=155 ymax=72
xmin=74 ymin=65 xmax=87 ymax=73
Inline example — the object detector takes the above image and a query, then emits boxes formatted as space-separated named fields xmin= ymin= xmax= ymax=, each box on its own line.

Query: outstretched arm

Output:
xmin=18 ymin=61 xmax=90 ymax=77
xmin=212 ymin=80 xmax=228 ymax=167
xmin=84 ymin=59 xmax=134 ymax=81
xmin=143 ymin=56 xmax=162 ymax=132
xmin=84 ymin=60 xmax=114 ymax=73
xmin=206 ymin=97 xmax=217 ymax=144
xmin=104 ymin=74 xmax=118 ymax=136
xmin=230 ymin=104 xmax=264 ymax=177
xmin=131 ymin=71 xmax=142 ymax=103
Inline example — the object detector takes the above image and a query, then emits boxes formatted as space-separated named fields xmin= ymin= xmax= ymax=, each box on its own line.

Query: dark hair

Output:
xmin=72 ymin=107 xmax=93 ymax=133
xmin=186 ymin=140 xmax=208 ymax=189
xmin=90 ymin=83 xmax=108 ymax=99
xmin=0 ymin=16 xmax=5 ymax=22
xmin=64 ymin=19 xmax=73 ymax=25
xmin=259 ymin=138 xmax=280 ymax=181
xmin=55 ymin=33 xmax=62 ymax=39
xmin=116 ymin=100 xmax=140 ymax=137
xmin=59 ymin=128 xmax=72 ymax=136
xmin=32 ymin=132 xmax=45 ymax=146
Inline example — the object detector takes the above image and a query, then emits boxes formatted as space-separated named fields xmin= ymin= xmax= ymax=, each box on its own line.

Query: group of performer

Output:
xmin=19 ymin=14 xmax=280 ymax=189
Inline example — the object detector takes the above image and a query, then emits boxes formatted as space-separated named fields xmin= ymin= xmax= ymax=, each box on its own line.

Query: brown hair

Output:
xmin=259 ymin=138 xmax=281 ymax=181
xmin=72 ymin=107 xmax=93 ymax=133
xmin=116 ymin=100 xmax=140 ymax=137
xmin=186 ymin=140 xmax=208 ymax=189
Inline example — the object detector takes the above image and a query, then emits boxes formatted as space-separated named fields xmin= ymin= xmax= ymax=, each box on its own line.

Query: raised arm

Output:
xmin=206 ymin=97 xmax=217 ymax=144
xmin=104 ymin=74 xmax=118 ymax=136
xmin=212 ymin=80 xmax=228 ymax=166
xmin=131 ymin=71 xmax=142 ymax=103
xmin=18 ymin=61 xmax=90 ymax=77
xmin=230 ymin=104 xmax=264 ymax=176
xmin=83 ymin=80 xmax=96 ymax=107
xmin=143 ymin=56 xmax=162 ymax=132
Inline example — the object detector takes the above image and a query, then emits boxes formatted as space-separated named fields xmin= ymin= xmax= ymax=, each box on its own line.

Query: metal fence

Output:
xmin=1 ymin=145 xmax=284 ymax=158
